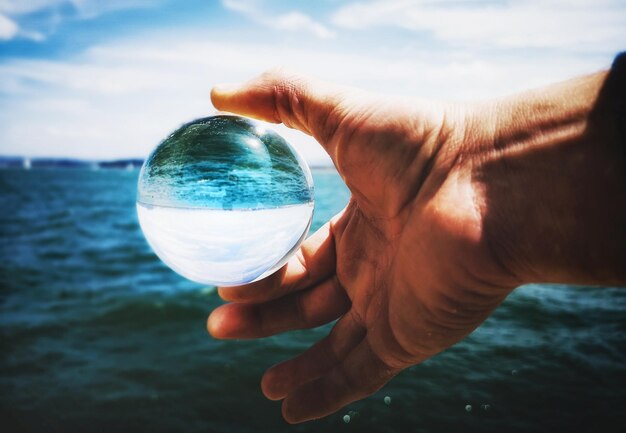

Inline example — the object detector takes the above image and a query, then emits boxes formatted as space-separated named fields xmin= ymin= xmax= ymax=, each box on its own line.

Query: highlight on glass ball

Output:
xmin=136 ymin=115 xmax=314 ymax=286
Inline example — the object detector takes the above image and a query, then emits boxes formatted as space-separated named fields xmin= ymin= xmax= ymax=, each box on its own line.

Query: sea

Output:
xmin=1 ymin=168 xmax=625 ymax=433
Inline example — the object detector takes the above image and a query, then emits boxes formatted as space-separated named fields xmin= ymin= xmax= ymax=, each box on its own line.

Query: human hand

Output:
xmin=206 ymin=68 xmax=625 ymax=423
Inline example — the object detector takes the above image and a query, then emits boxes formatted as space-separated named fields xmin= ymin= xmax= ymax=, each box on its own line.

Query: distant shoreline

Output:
xmin=0 ymin=156 xmax=334 ymax=171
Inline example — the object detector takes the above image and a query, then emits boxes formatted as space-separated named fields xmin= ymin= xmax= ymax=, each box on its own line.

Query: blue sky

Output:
xmin=0 ymin=0 xmax=624 ymax=164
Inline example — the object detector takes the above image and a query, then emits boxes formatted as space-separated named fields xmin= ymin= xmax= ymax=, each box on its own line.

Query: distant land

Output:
xmin=0 ymin=156 xmax=144 ymax=170
xmin=0 ymin=156 xmax=333 ymax=170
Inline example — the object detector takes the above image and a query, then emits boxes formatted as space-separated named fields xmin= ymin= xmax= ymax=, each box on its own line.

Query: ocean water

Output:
xmin=136 ymin=202 xmax=313 ymax=286
xmin=1 ymin=168 xmax=625 ymax=433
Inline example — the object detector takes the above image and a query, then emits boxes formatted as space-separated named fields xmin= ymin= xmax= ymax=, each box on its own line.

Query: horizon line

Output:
xmin=0 ymin=155 xmax=336 ymax=169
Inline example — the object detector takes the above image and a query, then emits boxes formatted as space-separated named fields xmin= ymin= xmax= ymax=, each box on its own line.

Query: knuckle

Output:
xmin=260 ymin=67 xmax=300 ymax=92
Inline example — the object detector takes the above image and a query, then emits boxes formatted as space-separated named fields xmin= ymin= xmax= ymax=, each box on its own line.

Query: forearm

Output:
xmin=473 ymin=59 xmax=626 ymax=287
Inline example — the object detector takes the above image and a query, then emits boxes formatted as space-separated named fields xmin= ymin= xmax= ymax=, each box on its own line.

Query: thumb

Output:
xmin=211 ymin=69 xmax=351 ymax=159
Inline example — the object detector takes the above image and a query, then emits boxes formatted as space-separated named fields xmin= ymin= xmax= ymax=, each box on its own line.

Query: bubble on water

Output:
xmin=137 ymin=115 xmax=314 ymax=286
xmin=511 ymin=369 xmax=518 ymax=376
xmin=384 ymin=396 xmax=391 ymax=406
xmin=343 ymin=414 xmax=351 ymax=423
xmin=465 ymin=404 xmax=472 ymax=412
xmin=481 ymin=404 xmax=491 ymax=411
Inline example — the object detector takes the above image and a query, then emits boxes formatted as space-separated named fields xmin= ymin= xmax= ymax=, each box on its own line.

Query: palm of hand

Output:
xmin=325 ymin=102 xmax=510 ymax=373
xmin=207 ymin=72 xmax=516 ymax=423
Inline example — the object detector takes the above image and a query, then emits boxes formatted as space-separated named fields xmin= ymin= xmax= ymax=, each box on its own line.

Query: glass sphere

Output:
xmin=136 ymin=115 xmax=314 ymax=286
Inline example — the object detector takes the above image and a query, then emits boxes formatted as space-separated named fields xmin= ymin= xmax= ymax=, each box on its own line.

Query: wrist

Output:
xmin=471 ymin=69 xmax=626 ymax=286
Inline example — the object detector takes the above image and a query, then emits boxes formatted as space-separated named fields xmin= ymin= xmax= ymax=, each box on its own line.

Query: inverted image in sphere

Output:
xmin=137 ymin=115 xmax=314 ymax=286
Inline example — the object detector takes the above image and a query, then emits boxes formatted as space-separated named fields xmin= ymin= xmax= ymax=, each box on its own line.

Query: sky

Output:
xmin=0 ymin=0 xmax=624 ymax=165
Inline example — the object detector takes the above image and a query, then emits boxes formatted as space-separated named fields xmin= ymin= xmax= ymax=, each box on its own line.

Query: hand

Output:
xmin=206 ymin=69 xmax=518 ymax=422
xmin=206 ymin=68 xmax=626 ymax=423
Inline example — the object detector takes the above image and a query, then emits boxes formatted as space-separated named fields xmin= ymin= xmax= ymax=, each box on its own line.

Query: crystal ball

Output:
xmin=136 ymin=115 xmax=314 ymax=286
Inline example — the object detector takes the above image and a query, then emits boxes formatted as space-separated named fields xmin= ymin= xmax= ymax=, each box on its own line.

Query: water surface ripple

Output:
xmin=1 ymin=169 xmax=624 ymax=432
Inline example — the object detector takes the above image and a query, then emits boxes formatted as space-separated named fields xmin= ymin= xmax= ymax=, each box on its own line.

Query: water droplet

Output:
xmin=465 ymin=404 xmax=472 ymax=412
xmin=137 ymin=115 xmax=314 ymax=286
xmin=343 ymin=414 xmax=351 ymax=423
xmin=384 ymin=396 xmax=391 ymax=405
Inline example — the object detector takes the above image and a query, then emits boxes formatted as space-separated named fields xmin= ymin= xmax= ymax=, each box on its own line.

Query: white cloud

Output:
xmin=222 ymin=0 xmax=335 ymax=39
xmin=221 ymin=0 xmax=257 ymax=15
xmin=0 ymin=23 xmax=615 ymax=162
xmin=0 ymin=0 xmax=157 ymax=16
xmin=0 ymin=0 xmax=160 ymax=41
xmin=0 ymin=0 xmax=66 ymax=15
xmin=0 ymin=13 xmax=17 ymax=40
xmin=68 ymin=0 xmax=161 ymax=19
xmin=0 ymin=36 xmax=343 ymax=163
xmin=273 ymin=11 xmax=335 ymax=39
xmin=18 ymin=29 xmax=45 ymax=41
xmin=0 ymin=11 xmax=46 ymax=41
xmin=332 ymin=0 xmax=626 ymax=52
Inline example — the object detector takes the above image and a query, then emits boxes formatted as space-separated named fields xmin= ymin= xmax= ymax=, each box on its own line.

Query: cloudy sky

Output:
xmin=0 ymin=0 xmax=624 ymax=164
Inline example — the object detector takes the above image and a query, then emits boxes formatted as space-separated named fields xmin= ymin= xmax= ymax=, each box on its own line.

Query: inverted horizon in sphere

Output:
xmin=136 ymin=115 xmax=315 ymax=286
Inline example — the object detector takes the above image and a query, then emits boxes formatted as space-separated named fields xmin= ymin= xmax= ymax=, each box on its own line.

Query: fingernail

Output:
xmin=261 ymin=368 xmax=287 ymax=401
xmin=206 ymin=309 xmax=225 ymax=337
xmin=282 ymin=399 xmax=299 ymax=424
xmin=217 ymin=286 xmax=239 ymax=301
xmin=212 ymin=83 xmax=239 ymax=94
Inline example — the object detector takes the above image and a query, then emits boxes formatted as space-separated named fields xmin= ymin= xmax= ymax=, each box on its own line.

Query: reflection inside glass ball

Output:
xmin=136 ymin=115 xmax=314 ymax=286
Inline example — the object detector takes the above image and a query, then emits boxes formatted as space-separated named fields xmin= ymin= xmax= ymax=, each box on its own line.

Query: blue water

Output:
xmin=1 ymin=168 xmax=625 ymax=432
